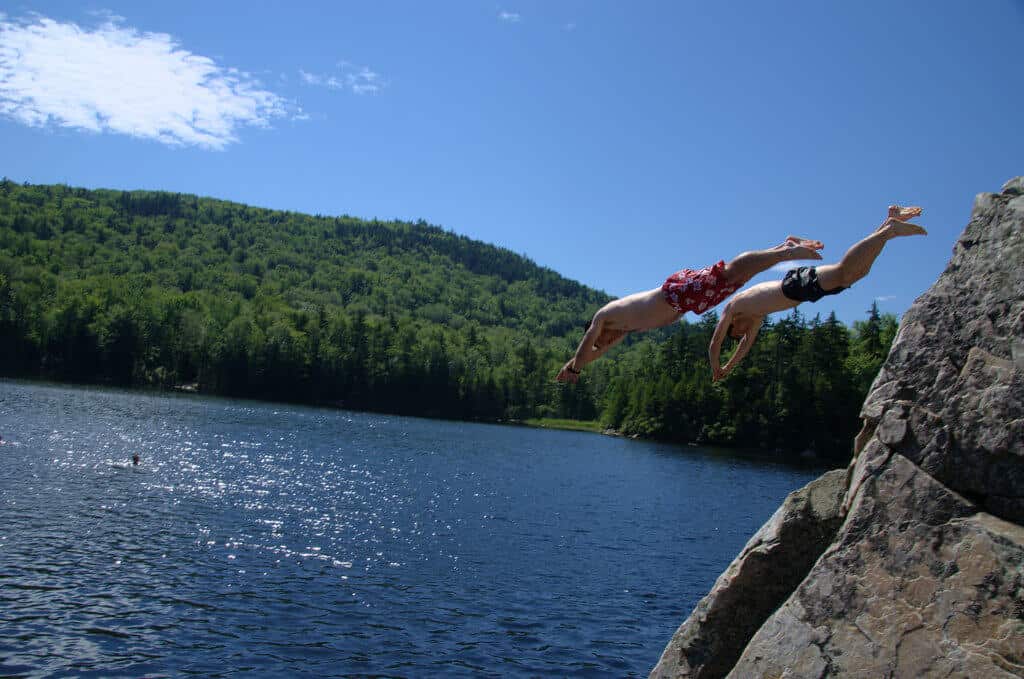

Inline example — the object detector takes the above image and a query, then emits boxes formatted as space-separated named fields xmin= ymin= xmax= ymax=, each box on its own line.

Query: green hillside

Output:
xmin=0 ymin=180 xmax=611 ymax=420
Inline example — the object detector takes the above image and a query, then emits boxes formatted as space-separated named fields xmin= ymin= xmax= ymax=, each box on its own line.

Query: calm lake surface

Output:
xmin=0 ymin=381 xmax=830 ymax=677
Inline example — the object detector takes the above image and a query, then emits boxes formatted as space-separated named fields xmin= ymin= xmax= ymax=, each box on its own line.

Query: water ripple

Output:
xmin=0 ymin=380 xmax=825 ymax=676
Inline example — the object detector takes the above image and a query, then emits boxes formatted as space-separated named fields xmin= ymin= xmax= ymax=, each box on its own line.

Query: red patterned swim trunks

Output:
xmin=661 ymin=260 xmax=738 ymax=315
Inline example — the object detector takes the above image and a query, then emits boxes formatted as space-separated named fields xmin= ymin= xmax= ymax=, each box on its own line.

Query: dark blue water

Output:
xmin=0 ymin=381 xmax=828 ymax=677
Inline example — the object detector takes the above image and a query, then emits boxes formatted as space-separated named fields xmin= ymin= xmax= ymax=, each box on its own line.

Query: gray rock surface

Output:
xmin=731 ymin=449 xmax=1023 ymax=678
xmin=858 ymin=179 xmax=1024 ymax=523
xmin=651 ymin=179 xmax=1024 ymax=678
xmin=650 ymin=470 xmax=847 ymax=679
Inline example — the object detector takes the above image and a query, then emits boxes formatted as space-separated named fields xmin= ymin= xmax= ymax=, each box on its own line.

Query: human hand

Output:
xmin=713 ymin=363 xmax=735 ymax=382
xmin=556 ymin=361 xmax=580 ymax=384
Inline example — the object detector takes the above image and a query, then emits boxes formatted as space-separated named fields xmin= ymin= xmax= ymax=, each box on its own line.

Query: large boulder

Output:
xmin=651 ymin=178 xmax=1024 ymax=678
xmin=857 ymin=175 xmax=1024 ymax=523
xmin=731 ymin=448 xmax=1023 ymax=677
xmin=651 ymin=470 xmax=847 ymax=678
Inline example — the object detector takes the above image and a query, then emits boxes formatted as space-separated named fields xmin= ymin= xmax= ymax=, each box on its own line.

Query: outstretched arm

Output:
xmin=579 ymin=330 xmax=628 ymax=374
xmin=709 ymin=305 xmax=735 ymax=381
xmin=715 ymin=320 xmax=762 ymax=381
xmin=557 ymin=316 xmax=621 ymax=383
xmin=815 ymin=205 xmax=927 ymax=291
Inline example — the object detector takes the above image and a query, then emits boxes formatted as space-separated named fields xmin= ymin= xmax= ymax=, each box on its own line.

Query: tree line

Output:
xmin=593 ymin=305 xmax=896 ymax=456
xmin=0 ymin=180 xmax=895 ymax=458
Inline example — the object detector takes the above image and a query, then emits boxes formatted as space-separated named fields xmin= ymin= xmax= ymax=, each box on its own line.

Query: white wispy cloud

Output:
xmin=0 ymin=15 xmax=292 ymax=149
xmin=875 ymin=295 xmax=896 ymax=302
xmin=498 ymin=11 xmax=521 ymax=23
xmin=299 ymin=69 xmax=340 ymax=88
xmin=299 ymin=61 xmax=385 ymax=95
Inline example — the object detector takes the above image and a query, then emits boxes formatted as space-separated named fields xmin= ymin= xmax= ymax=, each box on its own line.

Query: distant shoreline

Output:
xmin=0 ymin=377 xmax=838 ymax=470
xmin=520 ymin=418 xmax=608 ymax=434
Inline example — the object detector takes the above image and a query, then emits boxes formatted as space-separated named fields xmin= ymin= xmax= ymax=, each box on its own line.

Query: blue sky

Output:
xmin=1 ymin=1 xmax=1021 ymax=325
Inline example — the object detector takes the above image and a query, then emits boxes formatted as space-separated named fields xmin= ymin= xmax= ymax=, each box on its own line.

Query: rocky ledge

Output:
xmin=652 ymin=178 xmax=1024 ymax=678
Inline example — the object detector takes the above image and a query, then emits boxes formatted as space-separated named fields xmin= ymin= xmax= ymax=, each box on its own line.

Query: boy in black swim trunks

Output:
xmin=708 ymin=205 xmax=926 ymax=381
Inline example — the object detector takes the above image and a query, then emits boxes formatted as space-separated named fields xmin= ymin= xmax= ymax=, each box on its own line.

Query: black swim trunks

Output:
xmin=781 ymin=266 xmax=846 ymax=303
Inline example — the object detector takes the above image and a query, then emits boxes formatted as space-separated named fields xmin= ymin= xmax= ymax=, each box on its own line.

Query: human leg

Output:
xmin=722 ymin=237 xmax=823 ymax=285
xmin=816 ymin=207 xmax=926 ymax=290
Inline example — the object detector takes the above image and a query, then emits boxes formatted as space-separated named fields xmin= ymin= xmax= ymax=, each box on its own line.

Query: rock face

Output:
xmin=651 ymin=470 xmax=848 ymax=678
xmin=651 ymin=178 xmax=1024 ymax=678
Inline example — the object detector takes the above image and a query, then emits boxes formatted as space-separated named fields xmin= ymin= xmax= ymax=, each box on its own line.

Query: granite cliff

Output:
xmin=652 ymin=178 xmax=1024 ymax=678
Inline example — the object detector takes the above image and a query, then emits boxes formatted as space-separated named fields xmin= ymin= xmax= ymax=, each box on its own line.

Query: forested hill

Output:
xmin=0 ymin=180 xmax=894 ymax=457
xmin=0 ymin=180 xmax=618 ymax=416
xmin=0 ymin=181 xmax=608 ymax=335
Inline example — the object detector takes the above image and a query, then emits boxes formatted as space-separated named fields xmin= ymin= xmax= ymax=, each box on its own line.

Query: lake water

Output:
xmin=0 ymin=381 xmax=829 ymax=677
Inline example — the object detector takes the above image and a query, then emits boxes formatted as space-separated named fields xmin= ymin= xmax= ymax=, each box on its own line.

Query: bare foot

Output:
xmin=781 ymin=242 xmax=823 ymax=260
xmin=876 ymin=205 xmax=924 ymax=234
xmin=786 ymin=235 xmax=825 ymax=250
xmin=888 ymin=205 xmax=923 ymax=221
xmin=884 ymin=219 xmax=928 ymax=237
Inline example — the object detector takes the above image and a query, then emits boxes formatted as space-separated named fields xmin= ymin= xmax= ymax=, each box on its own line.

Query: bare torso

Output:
xmin=598 ymin=287 xmax=681 ymax=332
xmin=725 ymin=279 xmax=799 ymax=323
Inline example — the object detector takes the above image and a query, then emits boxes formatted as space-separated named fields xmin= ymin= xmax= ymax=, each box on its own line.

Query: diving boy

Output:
xmin=708 ymin=206 xmax=926 ymax=381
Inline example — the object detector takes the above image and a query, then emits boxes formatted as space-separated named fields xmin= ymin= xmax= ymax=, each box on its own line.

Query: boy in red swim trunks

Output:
xmin=708 ymin=206 xmax=926 ymax=382
xmin=555 ymin=235 xmax=824 ymax=383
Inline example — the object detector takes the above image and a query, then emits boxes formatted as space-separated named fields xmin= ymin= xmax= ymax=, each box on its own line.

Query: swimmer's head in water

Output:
xmin=132 ymin=454 xmax=140 ymax=465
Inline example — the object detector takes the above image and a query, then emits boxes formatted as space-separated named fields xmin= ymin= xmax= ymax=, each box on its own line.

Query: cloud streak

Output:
xmin=0 ymin=15 xmax=291 ymax=149
xmin=299 ymin=62 xmax=385 ymax=95
xmin=498 ymin=11 xmax=521 ymax=23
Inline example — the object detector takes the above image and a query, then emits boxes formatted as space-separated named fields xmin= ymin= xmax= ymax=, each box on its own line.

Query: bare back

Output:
xmin=725 ymin=279 xmax=799 ymax=321
xmin=597 ymin=287 xmax=680 ymax=332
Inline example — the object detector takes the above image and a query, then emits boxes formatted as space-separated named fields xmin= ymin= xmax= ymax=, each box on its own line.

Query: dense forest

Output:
xmin=0 ymin=181 xmax=895 ymax=458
